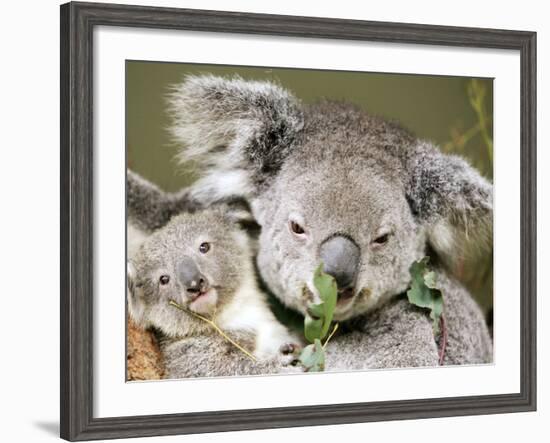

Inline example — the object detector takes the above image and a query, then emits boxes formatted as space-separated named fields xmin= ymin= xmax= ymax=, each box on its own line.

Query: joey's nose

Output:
xmin=320 ymin=235 xmax=360 ymax=293
xmin=177 ymin=257 xmax=208 ymax=293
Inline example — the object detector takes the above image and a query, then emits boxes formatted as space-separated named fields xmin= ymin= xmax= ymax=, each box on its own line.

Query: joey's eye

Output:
xmin=372 ymin=233 xmax=390 ymax=246
xmin=159 ymin=275 xmax=170 ymax=285
xmin=199 ymin=242 xmax=210 ymax=254
xmin=289 ymin=220 xmax=305 ymax=235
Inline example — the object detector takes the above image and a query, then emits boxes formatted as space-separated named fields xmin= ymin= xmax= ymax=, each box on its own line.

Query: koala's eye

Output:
xmin=372 ymin=233 xmax=390 ymax=246
xmin=159 ymin=275 xmax=170 ymax=285
xmin=288 ymin=220 xmax=306 ymax=236
xmin=199 ymin=242 xmax=210 ymax=254
xmin=289 ymin=220 xmax=305 ymax=235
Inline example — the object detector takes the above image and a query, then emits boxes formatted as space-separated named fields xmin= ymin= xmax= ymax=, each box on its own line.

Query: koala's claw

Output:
xmin=280 ymin=343 xmax=298 ymax=355
xmin=279 ymin=342 xmax=301 ymax=367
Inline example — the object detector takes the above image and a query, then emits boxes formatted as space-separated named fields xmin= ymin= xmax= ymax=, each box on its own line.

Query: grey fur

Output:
xmin=160 ymin=332 xmax=297 ymax=378
xmin=131 ymin=75 xmax=493 ymax=369
xmin=127 ymin=208 xmax=300 ymax=379
xmin=326 ymin=268 xmax=492 ymax=370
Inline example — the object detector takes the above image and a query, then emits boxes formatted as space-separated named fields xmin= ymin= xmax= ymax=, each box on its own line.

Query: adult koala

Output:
xmin=131 ymin=75 xmax=493 ymax=370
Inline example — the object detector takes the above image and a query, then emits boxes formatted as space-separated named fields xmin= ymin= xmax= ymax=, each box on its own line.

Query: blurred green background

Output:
xmin=126 ymin=61 xmax=493 ymax=318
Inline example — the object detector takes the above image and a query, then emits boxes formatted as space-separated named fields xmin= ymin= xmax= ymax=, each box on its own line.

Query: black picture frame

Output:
xmin=60 ymin=1 xmax=537 ymax=441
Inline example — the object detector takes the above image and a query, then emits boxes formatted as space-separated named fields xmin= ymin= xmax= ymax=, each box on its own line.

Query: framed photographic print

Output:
xmin=60 ymin=1 xmax=536 ymax=441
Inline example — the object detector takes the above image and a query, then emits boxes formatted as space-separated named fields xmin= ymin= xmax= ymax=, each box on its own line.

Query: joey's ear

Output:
xmin=213 ymin=201 xmax=261 ymax=236
xmin=224 ymin=205 xmax=255 ymax=226
xmin=404 ymin=140 xmax=493 ymax=261
xmin=167 ymin=75 xmax=304 ymax=203
xmin=126 ymin=260 xmax=137 ymax=295
xmin=126 ymin=260 xmax=147 ymax=327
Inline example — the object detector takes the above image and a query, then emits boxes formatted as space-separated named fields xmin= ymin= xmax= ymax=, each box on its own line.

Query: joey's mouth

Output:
xmin=187 ymin=288 xmax=218 ymax=314
xmin=188 ymin=288 xmax=210 ymax=302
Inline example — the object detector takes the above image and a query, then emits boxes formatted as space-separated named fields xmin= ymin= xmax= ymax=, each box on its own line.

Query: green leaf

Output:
xmin=304 ymin=315 xmax=323 ymax=343
xmin=307 ymin=303 xmax=325 ymax=319
xmin=300 ymin=264 xmax=339 ymax=371
xmin=312 ymin=263 xmax=338 ymax=339
xmin=407 ymin=257 xmax=444 ymax=334
xmin=298 ymin=339 xmax=325 ymax=372
xmin=423 ymin=270 xmax=438 ymax=288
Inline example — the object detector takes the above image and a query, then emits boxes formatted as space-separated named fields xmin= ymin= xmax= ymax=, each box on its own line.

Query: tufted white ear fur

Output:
xmin=404 ymin=140 xmax=493 ymax=264
xmin=167 ymin=75 xmax=304 ymax=204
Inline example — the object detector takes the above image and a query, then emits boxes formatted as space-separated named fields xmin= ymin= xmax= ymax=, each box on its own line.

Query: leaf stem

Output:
xmin=169 ymin=300 xmax=257 ymax=362
xmin=323 ymin=323 xmax=339 ymax=349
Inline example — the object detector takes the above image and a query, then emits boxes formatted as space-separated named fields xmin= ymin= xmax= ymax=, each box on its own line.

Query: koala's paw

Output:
xmin=279 ymin=342 xmax=301 ymax=367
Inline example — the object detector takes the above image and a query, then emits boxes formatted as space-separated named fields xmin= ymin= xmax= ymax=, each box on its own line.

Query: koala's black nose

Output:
xmin=177 ymin=257 xmax=208 ymax=294
xmin=320 ymin=235 xmax=360 ymax=294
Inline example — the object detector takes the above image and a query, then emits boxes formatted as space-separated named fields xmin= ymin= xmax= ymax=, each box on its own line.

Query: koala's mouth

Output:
xmin=302 ymin=285 xmax=356 ymax=309
xmin=337 ymin=287 xmax=355 ymax=305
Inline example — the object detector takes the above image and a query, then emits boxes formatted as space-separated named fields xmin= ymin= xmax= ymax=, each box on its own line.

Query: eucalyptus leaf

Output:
xmin=304 ymin=314 xmax=323 ymax=343
xmin=298 ymin=339 xmax=325 ymax=372
xmin=299 ymin=264 xmax=339 ymax=371
xmin=407 ymin=257 xmax=444 ymax=334
xmin=312 ymin=263 xmax=338 ymax=339
xmin=307 ymin=303 xmax=325 ymax=320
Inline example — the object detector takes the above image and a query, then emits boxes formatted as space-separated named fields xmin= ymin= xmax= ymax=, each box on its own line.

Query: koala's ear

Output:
xmin=167 ymin=75 xmax=304 ymax=203
xmin=404 ymin=140 xmax=493 ymax=261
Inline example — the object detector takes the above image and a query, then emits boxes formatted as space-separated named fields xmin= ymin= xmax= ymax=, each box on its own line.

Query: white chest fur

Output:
xmin=216 ymin=274 xmax=293 ymax=359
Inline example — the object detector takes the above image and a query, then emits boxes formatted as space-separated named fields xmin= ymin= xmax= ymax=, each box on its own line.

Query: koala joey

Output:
xmin=127 ymin=206 xmax=301 ymax=379
xmin=129 ymin=75 xmax=493 ymax=369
